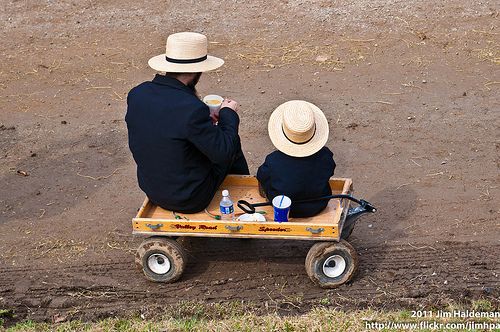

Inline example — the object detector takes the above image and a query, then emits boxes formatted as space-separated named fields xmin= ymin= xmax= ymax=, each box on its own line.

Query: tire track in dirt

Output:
xmin=1 ymin=240 xmax=498 ymax=322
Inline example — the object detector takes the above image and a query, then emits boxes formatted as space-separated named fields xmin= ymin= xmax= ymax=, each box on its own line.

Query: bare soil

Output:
xmin=1 ymin=0 xmax=499 ymax=324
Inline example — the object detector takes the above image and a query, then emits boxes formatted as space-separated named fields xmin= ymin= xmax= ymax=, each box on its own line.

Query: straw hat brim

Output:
xmin=148 ymin=54 xmax=224 ymax=73
xmin=268 ymin=101 xmax=329 ymax=157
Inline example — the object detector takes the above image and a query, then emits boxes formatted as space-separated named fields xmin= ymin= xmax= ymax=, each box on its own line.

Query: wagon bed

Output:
xmin=132 ymin=175 xmax=353 ymax=241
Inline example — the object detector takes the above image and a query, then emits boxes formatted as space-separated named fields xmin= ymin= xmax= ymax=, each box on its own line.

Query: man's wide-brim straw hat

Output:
xmin=148 ymin=32 xmax=224 ymax=73
xmin=268 ymin=100 xmax=329 ymax=157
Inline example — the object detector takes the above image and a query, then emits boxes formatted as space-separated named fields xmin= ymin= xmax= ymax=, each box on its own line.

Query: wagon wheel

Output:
xmin=135 ymin=237 xmax=187 ymax=283
xmin=305 ymin=240 xmax=358 ymax=288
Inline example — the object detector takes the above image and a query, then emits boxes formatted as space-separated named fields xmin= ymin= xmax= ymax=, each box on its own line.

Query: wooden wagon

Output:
xmin=132 ymin=175 xmax=375 ymax=288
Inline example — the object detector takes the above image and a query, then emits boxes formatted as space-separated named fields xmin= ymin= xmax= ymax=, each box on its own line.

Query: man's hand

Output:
xmin=210 ymin=98 xmax=238 ymax=125
xmin=209 ymin=110 xmax=219 ymax=124
xmin=221 ymin=98 xmax=238 ymax=112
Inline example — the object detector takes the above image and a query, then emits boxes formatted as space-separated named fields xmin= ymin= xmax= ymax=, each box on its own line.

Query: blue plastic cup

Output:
xmin=272 ymin=195 xmax=292 ymax=222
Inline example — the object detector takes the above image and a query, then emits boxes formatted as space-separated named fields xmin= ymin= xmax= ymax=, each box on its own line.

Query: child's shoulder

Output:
xmin=265 ymin=150 xmax=287 ymax=161
xmin=263 ymin=150 xmax=302 ymax=166
xmin=266 ymin=148 xmax=333 ymax=160
xmin=319 ymin=146 xmax=333 ymax=157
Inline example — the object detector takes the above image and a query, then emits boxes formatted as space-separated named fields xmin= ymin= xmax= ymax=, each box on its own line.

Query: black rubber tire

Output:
xmin=135 ymin=237 xmax=187 ymax=283
xmin=305 ymin=240 xmax=358 ymax=288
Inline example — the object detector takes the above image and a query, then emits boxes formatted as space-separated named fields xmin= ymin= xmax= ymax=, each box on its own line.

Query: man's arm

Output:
xmin=187 ymin=105 xmax=240 ymax=165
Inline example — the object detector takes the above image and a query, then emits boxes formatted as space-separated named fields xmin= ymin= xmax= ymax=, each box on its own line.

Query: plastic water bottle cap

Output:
xmin=222 ymin=189 xmax=229 ymax=197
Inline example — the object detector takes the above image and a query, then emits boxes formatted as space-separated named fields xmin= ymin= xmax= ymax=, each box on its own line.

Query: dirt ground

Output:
xmin=1 ymin=0 xmax=499 ymax=324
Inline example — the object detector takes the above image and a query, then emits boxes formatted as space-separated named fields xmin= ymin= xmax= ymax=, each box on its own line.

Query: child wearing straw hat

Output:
xmin=257 ymin=100 xmax=336 ymax=218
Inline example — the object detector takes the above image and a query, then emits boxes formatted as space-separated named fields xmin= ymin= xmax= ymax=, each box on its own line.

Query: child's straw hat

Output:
xmin=268 ymin=100 xmax=329 ymax=157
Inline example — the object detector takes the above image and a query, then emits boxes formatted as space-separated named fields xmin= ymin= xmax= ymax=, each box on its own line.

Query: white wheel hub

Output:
xmin=147 ymin=253 xmax=171 ymax=274
xmin=322 ymin=255 xmax=346 ymax=278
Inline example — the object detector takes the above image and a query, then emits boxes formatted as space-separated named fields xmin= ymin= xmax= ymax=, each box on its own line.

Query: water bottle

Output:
xmin=220 ymin=189 xmax=234 ymax=221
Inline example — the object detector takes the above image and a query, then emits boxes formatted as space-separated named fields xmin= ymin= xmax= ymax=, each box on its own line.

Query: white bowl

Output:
xmin=237 ymin=213 xmax=266 ymax=222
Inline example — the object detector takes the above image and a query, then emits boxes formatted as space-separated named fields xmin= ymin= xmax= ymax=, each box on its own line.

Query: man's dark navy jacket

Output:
xmin=257 ymin=147 xmax=336 ymax=218
xmin=126 ymin=74 xmax=241 ymax=213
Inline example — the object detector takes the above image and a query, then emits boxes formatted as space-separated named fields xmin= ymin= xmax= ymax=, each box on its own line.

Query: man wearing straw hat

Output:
xmin=126 ymin=32 xmax=249 ymax=213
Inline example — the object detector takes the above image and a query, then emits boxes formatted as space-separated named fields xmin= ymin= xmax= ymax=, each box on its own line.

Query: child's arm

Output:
xmin=256 ymin=158 xmax=271 ymax=198
xmin=256 ymin=160 xmax=270 ymax=183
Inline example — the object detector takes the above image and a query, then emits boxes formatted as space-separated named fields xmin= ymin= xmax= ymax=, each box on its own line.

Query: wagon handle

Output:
xmin=306 ymin=227 xmax=324 ymax=234
xmin=237 ymin=195 xmax=376 ymax=214
xmin=358 ymin=199 xmax=376 ymax=213
xmin=146 ymin=223 xmax=162 ymax=230
xmin=225 ymin=225 xmax=243 ymax=232
xmin=237 ymin=200 xmax=271 ymax=214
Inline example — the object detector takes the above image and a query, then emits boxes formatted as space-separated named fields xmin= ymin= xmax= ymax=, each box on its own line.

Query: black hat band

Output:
xmin=282 ymin=124 xmax=316 ymax=145
xmin=165 ymin=55 xmax=207 ymax=64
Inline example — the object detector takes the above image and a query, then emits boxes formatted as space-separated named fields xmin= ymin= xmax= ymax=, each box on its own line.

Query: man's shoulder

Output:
xmin=128 ymin=81 xmax=204 ymax=108
xmin=177 ymin=98 xmax=208 ymax=123
xmin=180 ymin=95 xmax=206 ymax=109
xmin=127 ymin=81 xmax=153 ymax=99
